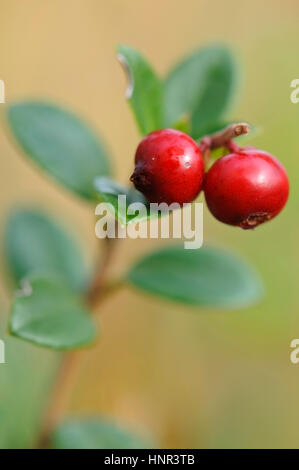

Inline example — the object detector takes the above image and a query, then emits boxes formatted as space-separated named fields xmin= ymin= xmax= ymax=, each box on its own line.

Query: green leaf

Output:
xmin=164 ymin=45 xmax=236 ymax=139
xmin=94 ymin=177 xmax=162 ymax=225
xmin=52 ymin=417 xmax=151 ymax=449
xmin=10 ymin=274 xmax=96 ymax=349
xmin=195 ymin=120 xmax=231 ymax=138
xmin=4 ymin=208 xmax=89 ymax=292
xmin=117 ymin=45 xmax=163 ymax=135
xmin=0 ymin=311 xmax=57 ymax=448
xmin=127 ymin=246 xmax=263 ymax=309
xmin=172 ymin=113 xmax=191 ymax=134
xmin=6 ymin=101 xmax=111 ymax=201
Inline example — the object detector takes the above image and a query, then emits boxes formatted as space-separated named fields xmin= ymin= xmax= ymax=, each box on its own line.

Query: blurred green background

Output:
xmin=0 ymin=0 xmax=298 ymax=448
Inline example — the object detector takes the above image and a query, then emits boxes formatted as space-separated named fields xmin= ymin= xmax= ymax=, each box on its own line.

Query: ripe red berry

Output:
xmin=130 ymin=129 xmax=204 ymax=205
xmin=204 ymin=147 xmax=289 ymax=229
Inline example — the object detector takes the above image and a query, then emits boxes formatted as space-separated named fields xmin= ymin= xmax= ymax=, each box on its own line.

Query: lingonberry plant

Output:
xmin=2 ymin=44 xmax=288 ymax=449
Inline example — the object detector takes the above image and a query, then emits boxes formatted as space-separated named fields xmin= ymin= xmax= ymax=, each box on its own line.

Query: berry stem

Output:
xmin=226 ymin=139 xmax=242 ymax=153
xmin=199 ymin=122 xmax=250 ymax=157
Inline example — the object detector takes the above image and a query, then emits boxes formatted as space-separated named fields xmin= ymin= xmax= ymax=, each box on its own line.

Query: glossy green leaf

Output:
xmin=10 ymin=274 xmax=96 ymax=349
xmin=7 ymin=101 xmax=111 ymax=200
xmin=52 ymin=417 xmax=151 ymax=449
xmin=164 ymin=46 xmax=236 ymax=139
xmin=4 ymin=209 xmax=89 ymax=292
xmin=117 ymin=45 xmax=163 ymax=135
xmin=127 ymin=246 xmax=263 ymax=309
xmin=94 ymin=177 xmax=163 ymax=225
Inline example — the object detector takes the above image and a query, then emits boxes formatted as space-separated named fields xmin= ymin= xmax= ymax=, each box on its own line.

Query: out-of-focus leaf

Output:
xmin=94 ymin=177 xmax=162 ymax=225
xmin=7 ymin=101 xmax=111 ymax=201
xmin=127 ymin=245 xmax=263 ymax=309
xmin=4 ymin=208 xmax=89 ymax=292
xmin=0 ymin=311 xmax=57 ymax=449
xmin=172 ymin=113 xmax=191 ymax=134
xmin=117 ymin=45 xmax=163 ymax=135
xmin=10 ymin=274 xmax=96 ymax=350
xmin=164 ymin=45 xmax=236 ymax=139
xmin=196 ymin=120 xmax=231 ymax=138
xmin=52 ymin=417 xmax=151 ymax=449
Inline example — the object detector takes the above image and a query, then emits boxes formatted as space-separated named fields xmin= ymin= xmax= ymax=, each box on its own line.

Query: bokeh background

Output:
xmin=0 ymin=0 xmax=298 ymax=449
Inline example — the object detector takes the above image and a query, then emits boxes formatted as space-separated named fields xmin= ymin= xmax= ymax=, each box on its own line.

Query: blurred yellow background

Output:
xmin=0 ymin=0 xmax=298 ymax=448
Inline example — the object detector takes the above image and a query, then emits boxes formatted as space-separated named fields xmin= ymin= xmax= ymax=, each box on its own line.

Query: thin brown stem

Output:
xmin=199 ymin=122 xmax=250 ymax=159
xmin=37 ymin=351 xmax=83 ymax=448
xmin=86 ymin=237 xmax=117 ymax=306
xmin=37 ymin=235 xmax=119 ymax=448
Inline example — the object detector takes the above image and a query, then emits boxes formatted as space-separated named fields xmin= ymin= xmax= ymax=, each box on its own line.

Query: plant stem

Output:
xmin=199 ymin=122 xmax=250 ymax=163
xmin=86 ymin=237 xmax=117 ymax=306
xmin=37 ymin=236 xmax=119 ymax=448
xmin=37 ymin=351 xmax=83 ymax=448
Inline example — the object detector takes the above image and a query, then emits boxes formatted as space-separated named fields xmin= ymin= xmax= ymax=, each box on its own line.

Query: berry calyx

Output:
xmin=204 ymin=147 xmax=289 ymax=229
xmin=130 ymin=129 xmax=204 ymax=205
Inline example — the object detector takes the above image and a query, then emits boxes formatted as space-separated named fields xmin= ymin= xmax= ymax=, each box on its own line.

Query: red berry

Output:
xmin=204 ymin=147 xmax=289 ymax=229
xmin=130 ymin=129 xmax=204 ymax=205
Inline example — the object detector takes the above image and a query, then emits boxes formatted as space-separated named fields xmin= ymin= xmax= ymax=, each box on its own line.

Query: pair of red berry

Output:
xmin=130 ymin=128 xmax=289 ymax=229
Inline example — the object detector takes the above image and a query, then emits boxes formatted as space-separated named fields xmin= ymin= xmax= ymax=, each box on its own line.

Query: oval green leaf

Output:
xmin=164 ymin=45 xmax=236 ymax=139
xmin=10 ymin=274 xmax=96 ymax=350
xmin=6 ymin=101 xmax=111 ymax=201
xmin=52 ymin=417 xmax=151 ymax=449
xmin=117 ymin=45 xmax=163 ymax=135
xmin=4 ymin=208 xmax=89 ymax=292
xmin=127 ymin=245 xmax=263 ymax=309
